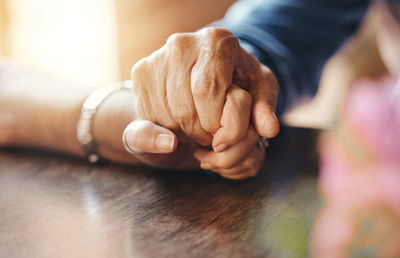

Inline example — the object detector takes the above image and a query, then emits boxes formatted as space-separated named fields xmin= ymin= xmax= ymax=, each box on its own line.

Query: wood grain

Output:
xmin=0 ymin=127 xmax=322 ymax=258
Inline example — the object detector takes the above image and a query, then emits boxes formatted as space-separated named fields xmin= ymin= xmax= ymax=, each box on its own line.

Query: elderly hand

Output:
xmin=123 ymin=27 xmax=279 ymax=179
xmin=122 ymin=85 xmax=266 ymax=179
xmin=130 ymin=27 xmax=279 ymax=153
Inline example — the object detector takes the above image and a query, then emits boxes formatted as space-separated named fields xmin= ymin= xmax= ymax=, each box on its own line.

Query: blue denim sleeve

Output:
xmin=214 ymin=0 xmax=371 ymax=117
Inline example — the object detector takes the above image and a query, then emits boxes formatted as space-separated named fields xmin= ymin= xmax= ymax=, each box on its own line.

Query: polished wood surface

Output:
xmin=0 ymin=127 xmax=322 ymax=258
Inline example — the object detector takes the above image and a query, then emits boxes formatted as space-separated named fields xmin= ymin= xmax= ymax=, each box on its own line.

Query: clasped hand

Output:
xmin=124 ymin=27 xmax=280 ymax=180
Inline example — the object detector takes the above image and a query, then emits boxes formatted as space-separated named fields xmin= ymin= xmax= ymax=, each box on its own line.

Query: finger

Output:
xmin=167 ymin=76 xmax=213 ymax=146
xmin=191 ymin=28 xmax=240 ymax=134
xmin=212 ymin=147 xmax=264 ymax=180
xmin=123 ymin=120 xmax=177 ymax=154
xmin=251 ymin=73 xmax=280 ymax=139
xmin=165 ymin=35 xmax=213 ymax=146
xmin=212 ymin=84 xmax=251 ymax=153
xmin=236 ymin=49 xmax=280 ymax=139
xmin=193 ymin=147 xmax=210 ymax=162
xmin=199 ymin=125 xmax=259 ymax=170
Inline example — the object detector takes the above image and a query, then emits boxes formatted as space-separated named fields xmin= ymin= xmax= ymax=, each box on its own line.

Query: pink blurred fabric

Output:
xmin=311 ymin=77 xmax=400 ymax=257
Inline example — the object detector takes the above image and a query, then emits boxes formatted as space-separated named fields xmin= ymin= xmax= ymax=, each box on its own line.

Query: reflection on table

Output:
xmin=0 ymin=127 xmax=321 ymax=258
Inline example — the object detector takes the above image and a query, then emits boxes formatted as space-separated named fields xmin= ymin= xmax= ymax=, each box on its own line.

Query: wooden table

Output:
xmin=0 ymin=127 xmax=322 ymax=258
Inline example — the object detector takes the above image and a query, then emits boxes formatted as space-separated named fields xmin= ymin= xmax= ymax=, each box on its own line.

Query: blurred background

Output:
xmin=0 ymin=0 xmax=388 ymax=129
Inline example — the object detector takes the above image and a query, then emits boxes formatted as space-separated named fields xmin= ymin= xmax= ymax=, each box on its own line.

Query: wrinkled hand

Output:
xmin=123 ymin=86 xmax=265 ymax=179
xmin=131 ymin=27 xmax=279 ymax=150
xmin=124 ymin=27 xmax=280 ymax=179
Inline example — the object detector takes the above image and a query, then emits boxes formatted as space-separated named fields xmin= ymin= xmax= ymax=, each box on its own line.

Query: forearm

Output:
xmin=0 ymin=61 xmax=137 ymax=162
xmin=0 ymin=61 xmax=95 ymax=155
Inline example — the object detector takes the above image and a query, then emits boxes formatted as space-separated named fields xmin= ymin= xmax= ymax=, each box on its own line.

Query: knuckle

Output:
xmin=201 ymin=27 xmax=234 ymax=40
xmin=166 ymin=33 xmax=181 ymax=44
xmin=229 ymin=88 xmax=252 ymax=106
xmin=202 ymin=121 xmax=219 ymax=134
xmin=200 ymin=27 xmax=239 ymax=55
xmin=174 ymin=109 xmax=190 ymax=124
xmin=166 ymin=33 xmax=190 ymax=52
xmin=131 ymin=57 xmax=149 ymax=82
xmin=192 ymin=74 xmax=218 ymax=99
xmin=239 ymin=90 xmax=252 ymax=105
xmin=174 ymin=108 xmax=196 ymax=132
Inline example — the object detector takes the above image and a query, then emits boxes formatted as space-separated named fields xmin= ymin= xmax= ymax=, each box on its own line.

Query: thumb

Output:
xmin=251 ymin=73 xmax=280 ymax=139
xmin=237 ymin=48 xmax=280 ymax=139
xmin=123 ymin=120 xmax=177 ymax=154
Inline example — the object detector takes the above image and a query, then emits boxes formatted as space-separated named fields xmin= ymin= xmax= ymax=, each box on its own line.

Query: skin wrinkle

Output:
xmin=221 ymin=86 xmax=251 ymax=142
xmin=187 ymin=59 xmax=199 ymax=124
xmin=207 ymin=71 xmax=221 ymax=101
xmin=218 ymin=36 xmax=240 ymax=64
xmin=191 ymin=55 xmax=225 ymax=133
xmin=161 ymin=60 xmax=173 ymax=127
xmin=158 ymin=56 xmax=176 ymax=129
xmin=169 ymin=49 xmax=211 ymax=145
xmin=212 ymin=141 xmax=264 ymax=177
xmin=208 ymin=126 xmax=259 ymax=169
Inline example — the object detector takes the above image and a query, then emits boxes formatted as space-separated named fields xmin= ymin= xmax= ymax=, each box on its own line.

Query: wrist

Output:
xmin=91 ymin=89 xmax=138 ymax=163
xmin=12 ymin=85 xmax=92 ymax=155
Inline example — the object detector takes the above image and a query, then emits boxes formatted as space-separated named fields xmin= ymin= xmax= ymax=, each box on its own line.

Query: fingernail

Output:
xmin=214 ymin=144 xmax=227 ymax=153
xmin=201 ymin=162 xmax=213 ymax=170
xmin=155 ymin=134 xmax=174 ymax=151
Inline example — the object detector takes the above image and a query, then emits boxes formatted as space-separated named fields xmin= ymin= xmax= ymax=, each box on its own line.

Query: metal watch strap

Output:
xmin=77 ymin=80 xmax=133 ymax=163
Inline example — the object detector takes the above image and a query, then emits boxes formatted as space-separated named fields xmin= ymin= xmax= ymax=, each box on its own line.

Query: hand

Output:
xmin=0 ymin=60 xmax=266 ymax=179
xmin=121 ymin=85 xmax=265 ymax=179
xmin=195 ymin=125 xmax=265 ymax=180
xmin=121 ymin=119 xmax=265 ymax=179
xmin=89 ymin=90 xmax=203 ymax=170
xmin=131 ymin=27 xmax=280 ymax=152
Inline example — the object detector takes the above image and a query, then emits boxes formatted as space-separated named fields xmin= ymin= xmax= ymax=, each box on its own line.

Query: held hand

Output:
xmin=131 ymin=27 xmax=280 ymax=151
xmin=89 ymin=90 xmax=202 ymax=170
xmin=194 ymin=125 xmax=265 ymax=180
xmin=122 ymin=119 xmax=265 ymax=179
xmin=87 ymin=79 xmax=261 ymax=175
xmin=122 ymin=84 xmax=264 ymax=179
